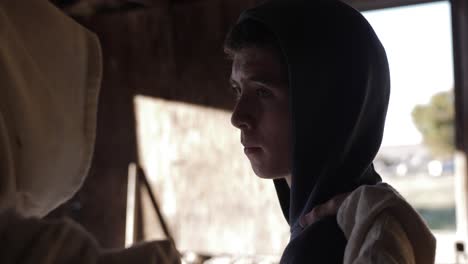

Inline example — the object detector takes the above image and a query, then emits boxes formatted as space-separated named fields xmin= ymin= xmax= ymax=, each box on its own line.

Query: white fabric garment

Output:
xmin=337 ymin=183 xmax=436 ymax=264
xmin=0 ymin=209 xmax=180 ymax=264
xmin=0 ymin=0 xmax=101 ymax=218
xmin=0 ymin=1 xmax=180 ymax=263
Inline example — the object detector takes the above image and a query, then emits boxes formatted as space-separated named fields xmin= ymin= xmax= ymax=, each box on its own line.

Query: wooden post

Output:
xmin=125 ymin=163 xmax=139 ymax=247
xmin=452 ymin=0 xmax=468 ymax=242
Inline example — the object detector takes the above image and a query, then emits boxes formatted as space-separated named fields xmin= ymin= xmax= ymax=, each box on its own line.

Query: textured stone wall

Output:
xmin=135 ymin=96 xmax=290 ymax=256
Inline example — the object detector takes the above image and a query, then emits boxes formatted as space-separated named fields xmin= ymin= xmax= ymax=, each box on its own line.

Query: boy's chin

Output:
xmin=252 ymin=167 xmax=289 ymax=181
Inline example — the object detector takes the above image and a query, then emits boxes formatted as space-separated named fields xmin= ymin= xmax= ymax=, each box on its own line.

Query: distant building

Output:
xmin=375 ymin=144 xmax=441 ymax=177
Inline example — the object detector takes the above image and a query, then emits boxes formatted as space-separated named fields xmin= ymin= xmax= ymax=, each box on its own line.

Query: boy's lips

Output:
xmin=241 ymin=136 xmax=263 ymax=154
xmin=244 ymin=146 xmax=262 ymax=155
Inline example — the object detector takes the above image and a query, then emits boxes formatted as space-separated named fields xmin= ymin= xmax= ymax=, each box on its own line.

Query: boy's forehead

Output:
xmin=230 ymin=47 xmax=287 ymax=83
xmin=232 ymin=47 xmax=280 ymax=67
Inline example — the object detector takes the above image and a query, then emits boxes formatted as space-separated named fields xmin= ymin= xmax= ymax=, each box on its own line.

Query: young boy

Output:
xmin=225 ymin=0 xmax=436 ymax=263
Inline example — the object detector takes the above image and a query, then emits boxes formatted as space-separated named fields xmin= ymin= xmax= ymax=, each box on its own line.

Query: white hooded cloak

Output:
xmin=0 ymin=1 xmax=179 ymax=263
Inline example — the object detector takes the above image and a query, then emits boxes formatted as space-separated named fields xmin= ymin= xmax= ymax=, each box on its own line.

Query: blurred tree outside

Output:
xmin=412 ymin=90 xmax=455 ymax=158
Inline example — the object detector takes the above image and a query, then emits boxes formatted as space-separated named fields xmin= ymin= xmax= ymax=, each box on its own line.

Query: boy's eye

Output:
xmin=256 ymin=88 xmax=273 ymax=98
xmin=231 ymin=86 xmax=241 ymax=98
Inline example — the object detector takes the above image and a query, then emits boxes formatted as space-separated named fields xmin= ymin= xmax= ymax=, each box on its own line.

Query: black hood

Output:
xmin=237 ymin=0 xmax=390 ymax=262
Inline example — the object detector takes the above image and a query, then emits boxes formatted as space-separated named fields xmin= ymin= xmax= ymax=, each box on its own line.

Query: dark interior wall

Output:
xmin=92 ymin=0 xmax=260 ymax=110
xmin=52 ymin=0 xmax=261 ymax=110
xmin=154 ymin=0 xmax=259 ymax=109
xmin=49 ymin=0 xmax=260 ymax=248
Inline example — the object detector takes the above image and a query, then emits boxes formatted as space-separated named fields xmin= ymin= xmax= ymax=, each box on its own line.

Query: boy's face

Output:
xmin=230 ymin=47 xmax=292 ymax=180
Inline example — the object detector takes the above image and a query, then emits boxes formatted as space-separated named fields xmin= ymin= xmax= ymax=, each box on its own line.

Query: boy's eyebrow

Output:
xmin=248 ymin=75 xmax=286 ymax=88
xmin=229 ymin=75 xmax=286 ymax=88
xmin=230 ymin=76 xmax=276 ymax=86
xmin=249 ymin=77 xmax=273 ymax=86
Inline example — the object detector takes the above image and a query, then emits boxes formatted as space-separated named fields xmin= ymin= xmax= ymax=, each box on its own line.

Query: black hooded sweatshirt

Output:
xmin=236 ymin=0 xmax=390 ymax=263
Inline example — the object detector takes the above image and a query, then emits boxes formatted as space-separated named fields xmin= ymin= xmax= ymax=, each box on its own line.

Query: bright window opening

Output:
xmin=364 ymin=2 xmax=456 ymax=263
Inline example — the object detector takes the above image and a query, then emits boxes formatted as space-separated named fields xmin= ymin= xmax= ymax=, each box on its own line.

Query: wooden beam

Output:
xmin=343 ymin=0 xmax=444 ymax=11
xmin=453 ymin=0 xmax=468 ymax=151
xmin=452 ymin=0 xmax=468 ymax=242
